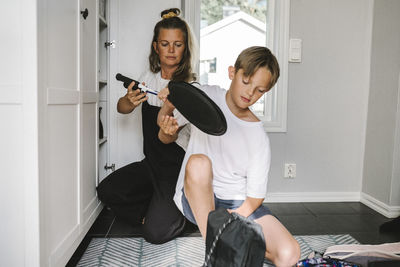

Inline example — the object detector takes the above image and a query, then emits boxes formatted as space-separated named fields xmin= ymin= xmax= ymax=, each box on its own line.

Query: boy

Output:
xmin=157 ymin=46 xmax=300 ymax=267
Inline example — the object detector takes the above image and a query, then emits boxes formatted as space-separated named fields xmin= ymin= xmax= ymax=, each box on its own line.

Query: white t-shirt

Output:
xmin=139 ymin=70 xmax=168 ymax=106
xmin=173 ymin=84 xmax=271 ymax=212
xmin=138 ymin=70 xmax=190 ymax=150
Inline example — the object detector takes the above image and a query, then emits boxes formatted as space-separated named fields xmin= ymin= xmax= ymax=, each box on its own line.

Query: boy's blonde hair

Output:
xmin=234 ymin=46 xmax=280 ymax=89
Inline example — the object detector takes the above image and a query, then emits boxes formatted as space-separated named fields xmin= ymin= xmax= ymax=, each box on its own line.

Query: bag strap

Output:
xmin=203 ymin=213 xmax=237 ymax=267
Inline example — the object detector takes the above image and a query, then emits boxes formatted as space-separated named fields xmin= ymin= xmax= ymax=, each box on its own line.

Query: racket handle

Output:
xmin=115 ymin=73 xmax=140 ymax=90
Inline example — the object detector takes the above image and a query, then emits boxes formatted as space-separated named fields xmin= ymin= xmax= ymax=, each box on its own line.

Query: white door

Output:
xmin=80 ymin=0 xmax=101 ymax=227
xmin=108 ymin=0 xmax=181 ymax=170
xmin=41 ymin=0 xmax=82 ymax=265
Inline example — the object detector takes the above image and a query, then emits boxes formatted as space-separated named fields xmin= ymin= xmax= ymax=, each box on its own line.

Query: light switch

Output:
xmin=289 ymin=38 xmax=302 ymax=63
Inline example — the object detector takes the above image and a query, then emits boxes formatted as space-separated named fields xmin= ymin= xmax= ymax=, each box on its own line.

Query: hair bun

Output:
xmin=161 ymin=8 xmax=180 ymax=19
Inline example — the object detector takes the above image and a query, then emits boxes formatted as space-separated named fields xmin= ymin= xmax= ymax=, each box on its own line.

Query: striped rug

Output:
xmin=77 ymin=234 xmax=358 ymax=266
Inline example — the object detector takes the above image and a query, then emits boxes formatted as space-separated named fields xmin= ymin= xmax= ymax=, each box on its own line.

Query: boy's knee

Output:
xmin=187 ymin=154 xmax=211 ymax=169
xmin=271 ymin=240 xmax=300 ymax=267
xmin=185 ymin=154 xmax=212 ymax=185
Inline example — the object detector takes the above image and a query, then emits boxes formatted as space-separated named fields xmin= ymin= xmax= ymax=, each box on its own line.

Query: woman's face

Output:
xmin=153 ymin=28 xmax=185 ymax=70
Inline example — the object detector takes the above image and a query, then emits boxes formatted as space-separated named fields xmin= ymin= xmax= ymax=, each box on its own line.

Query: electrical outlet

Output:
xmin=284 ymin=163 xmax=296 ymax=178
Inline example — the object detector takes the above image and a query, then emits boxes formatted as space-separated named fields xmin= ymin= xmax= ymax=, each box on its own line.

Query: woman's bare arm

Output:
xmin=117 ymin=81 xmax=147 ymax=114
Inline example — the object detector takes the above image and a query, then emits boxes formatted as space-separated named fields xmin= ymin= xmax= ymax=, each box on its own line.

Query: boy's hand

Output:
xmin=159 ymin=115 xmax=179 ymax=136
xmin=127 ymin=81 xmax=147 ymax=107
xmin=158 ymin=87 xmax=170 ymax=103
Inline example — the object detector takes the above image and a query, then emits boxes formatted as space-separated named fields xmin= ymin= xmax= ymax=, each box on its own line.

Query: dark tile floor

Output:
xmin=66 ymin=202 xmax=400 ymax=266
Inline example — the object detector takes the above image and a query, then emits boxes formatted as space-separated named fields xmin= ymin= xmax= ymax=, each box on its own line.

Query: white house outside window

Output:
xmin=183 ymin=0 xmax=290 ymax=132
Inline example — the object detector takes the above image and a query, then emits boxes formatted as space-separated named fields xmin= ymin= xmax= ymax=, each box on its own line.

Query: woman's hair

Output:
xmin=234 ymin=46 xmax=280 ymax=89
xmin=149 ymin=8 xmax=197 ymax=82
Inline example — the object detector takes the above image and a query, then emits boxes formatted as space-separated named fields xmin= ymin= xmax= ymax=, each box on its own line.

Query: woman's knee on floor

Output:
xmin=184 ymin=154 xmax=212 ymax=188
xmin=142 ymin=218 xmax=185 ymax=244
xmin=142 ymin=225 xmax=169 ymax=244
xmin=96 ymin=178 xmax=114 ymax=203
xmin=96 ymin=175 xmax=130 ymax=204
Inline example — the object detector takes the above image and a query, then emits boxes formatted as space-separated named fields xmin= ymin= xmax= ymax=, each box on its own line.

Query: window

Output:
xmin=200 ymin=57 xmax=217 ymax=84
xmin=182 ymin=0 xmax=289 ymax=132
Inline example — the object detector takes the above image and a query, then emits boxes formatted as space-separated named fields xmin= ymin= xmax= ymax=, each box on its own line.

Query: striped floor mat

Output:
xmin=77 ymin=234 xmax=359 ymax=266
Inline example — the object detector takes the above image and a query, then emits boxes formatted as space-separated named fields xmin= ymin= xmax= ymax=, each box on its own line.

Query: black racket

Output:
xmin=168 ymin=81 xmax=227 ymax=136
xmin=116 ymin=73 xmax=139 ymax=89
xmin=116 ymin=73 xmax=227 ymax=136
xmin=115 ymin=73 xmax=158 ymax=95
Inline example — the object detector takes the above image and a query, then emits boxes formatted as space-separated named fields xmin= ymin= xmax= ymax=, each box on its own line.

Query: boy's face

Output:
xmin=228 ymin=66 xmax=272 ymax=109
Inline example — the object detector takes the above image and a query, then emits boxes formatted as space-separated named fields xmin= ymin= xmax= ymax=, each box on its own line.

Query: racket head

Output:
xmin=167 ymin=81 xmax=227 ymax=136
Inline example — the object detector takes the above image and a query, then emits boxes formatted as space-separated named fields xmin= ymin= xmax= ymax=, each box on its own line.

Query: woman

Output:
xmin=97 ymin=8 xmax=197 ymax=244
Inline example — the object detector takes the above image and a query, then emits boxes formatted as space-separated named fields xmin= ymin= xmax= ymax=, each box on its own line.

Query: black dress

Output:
xmin=97 ymin=101 xmax=186 ymax=244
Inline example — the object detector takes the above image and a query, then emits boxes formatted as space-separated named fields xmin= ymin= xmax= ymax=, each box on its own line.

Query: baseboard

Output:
xmin=50 ymin=201 xmax=103 ymax=267
xmin=360 ymin=192 xmax=400 ymax=218
xmin=264 ymin=191 xmax=361 ymax=203
xmin=264 ymin=191 xmax=400 ymax=218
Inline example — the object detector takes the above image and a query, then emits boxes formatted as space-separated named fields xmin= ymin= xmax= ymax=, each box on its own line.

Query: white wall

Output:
xmin=362 ymin=0 xmax=400 ymax=211
xmin=265 ymin=0 xmax=374 ymax=201
xmin=0 ymin=0 xmax=40 ymax=266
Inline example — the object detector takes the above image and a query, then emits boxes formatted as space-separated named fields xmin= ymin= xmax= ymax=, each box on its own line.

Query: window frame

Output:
xmin=182 ymin=0 xmax=290 ymax=132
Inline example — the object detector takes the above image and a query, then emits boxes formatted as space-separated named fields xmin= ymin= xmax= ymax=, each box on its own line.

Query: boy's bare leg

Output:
xmin=255 ymin=215 xmax=300 ymax=267
xmin=184 ymin=154 xmax=215 ymax=239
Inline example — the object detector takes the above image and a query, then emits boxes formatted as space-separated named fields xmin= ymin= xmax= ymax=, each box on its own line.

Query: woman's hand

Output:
xmin=127 ymin=81 xmax=147 ymax=108
xmin=157 ymin=90 xmax=179 ymax=144
xmin=159 ymin=115 xmax=179 ymax=136
xmin=158 ymin=87 xmax=170 ymax=103
xmin=117 ymin=81 xmax=148 ymax=114
xmin=158 ymin=86 xmax=176 ymax=114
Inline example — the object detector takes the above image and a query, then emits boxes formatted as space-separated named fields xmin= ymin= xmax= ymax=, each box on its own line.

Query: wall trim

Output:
xmin=49 ymin=224 xmax=80 ymax=267
xmin=264 ymin=191 xmax=400 ymax=218
xmin=361 ymin=192 xmax=400 ymax=218
xmin=47 ymin=88 xmax=80 ymax=105
xmin=264 ymin=191 xmax=361 ymax=203
xmin=82 ymin=197 xmax=100 ymax=224
xmin=264 ymin=0 xmax=290 ymax=132
xmin=82 ymin=91 xmax=98 ymax=104
xmin=390 ymin=72 xmax=400 ymax=205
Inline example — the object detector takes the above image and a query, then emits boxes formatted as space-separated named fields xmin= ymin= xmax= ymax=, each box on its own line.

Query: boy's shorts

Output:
xmin=181 ymin=189 xmax=273 ymax=225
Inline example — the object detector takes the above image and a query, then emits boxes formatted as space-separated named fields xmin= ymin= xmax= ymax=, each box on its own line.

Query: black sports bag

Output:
xmin=203 ymin=208 xmax=266 ymax=267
